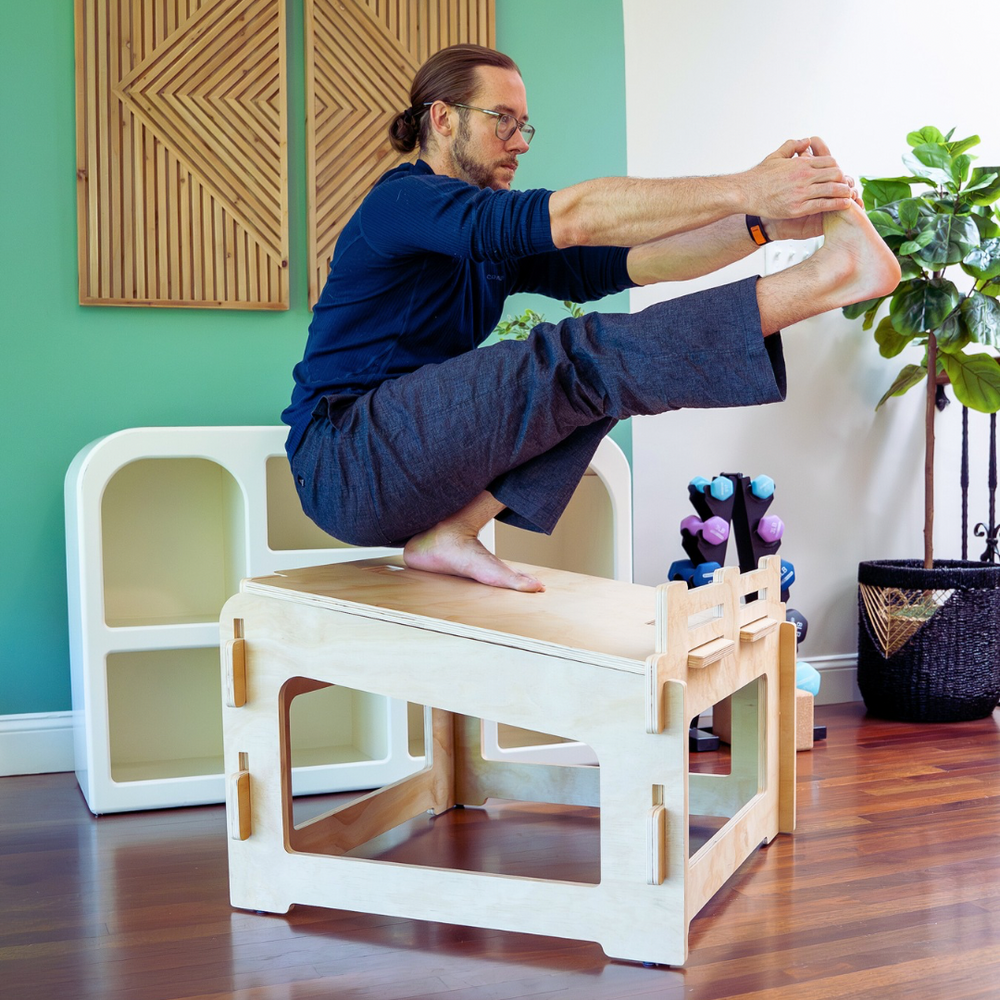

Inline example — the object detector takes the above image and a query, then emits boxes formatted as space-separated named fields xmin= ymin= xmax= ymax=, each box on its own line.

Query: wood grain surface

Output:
xmin=306 ymin=0 xmax=494 ymax=305
xmin=75 ymin=0 xmax=289 ymax=308
xmin=3 ymin=703 xmax=999 ymax=998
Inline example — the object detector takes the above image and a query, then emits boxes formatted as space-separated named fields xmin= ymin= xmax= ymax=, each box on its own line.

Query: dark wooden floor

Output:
xmin=2 ymin=702 xmax=999 ymax=1000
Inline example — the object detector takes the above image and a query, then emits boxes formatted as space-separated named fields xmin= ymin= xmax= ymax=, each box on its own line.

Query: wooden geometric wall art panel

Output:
xmin=75 ymin=0 xmax=289 ymax=309
xmin=306 ymin=0 xmax=494 ymax=306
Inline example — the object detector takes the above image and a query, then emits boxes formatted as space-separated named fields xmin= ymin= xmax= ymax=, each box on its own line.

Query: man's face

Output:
xmin=450 ymin=66 xmax=530 ymax=191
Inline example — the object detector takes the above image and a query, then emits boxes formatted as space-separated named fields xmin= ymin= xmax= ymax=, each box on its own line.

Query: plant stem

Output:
xmin=925 ymin=330 xmax=937 ymax=569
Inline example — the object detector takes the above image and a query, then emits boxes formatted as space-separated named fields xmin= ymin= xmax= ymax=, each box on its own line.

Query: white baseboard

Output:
xmin=806 ymin=655 xmax=861 ymax=707
xmin=0 ymin=712 xmax=75 ymax=776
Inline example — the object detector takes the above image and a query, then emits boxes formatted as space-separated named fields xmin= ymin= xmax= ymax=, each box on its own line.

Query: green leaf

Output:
xmin=843 ymin=295 xmax=886 ymax=322
xmin=873 ymin=315 xmax=912 ymax=358
xmin=962 ymin=292 xmax=1000 ymax=347
xmin=940 ymin=352 xmax=1000 ymax=412
xmin=876 ymin=363 xmax=927 ymax=410
xmin=890 ymin=278 xmax=961 ymax=335
xmin=971 ymin=209 xmax=1000 ymax=240
xmin=493 ymin=307 xmax=548 ymax=340
xmin=951 ymin=154 xmax=972 ymax=187
xmin=898 ymin=197 xmax=923 ymax=230
xmin=899 ymin=229 xmax=937 ymax=255
xmin=963 ymin=239 xmax=1000 ymax=280
xmin=899 ymin=255 xmax=926 ymax=280
xmin=967 ymin=167 xmax=1000 ymax=205
xmin=904 ymin=143 xmax=958 ymax=189
xmin=862 ymin=178 xmax=913 ymax=210
xmin=868 ymin=209 xmax=908 ymax=237
xmin=910 ymin=142 xmax=955 ymax=172
xmin=936 ymin=309 xmax=971 ymax=353
xmin=966 ymin=168 xmax=999 ymax=193
xmin=912 ymin=213 xmax=981 ymax=268
xmin=907 ymin=127 xmax=945 ymax=148
xmin=944 ymin=135 xmax=981 ymax=157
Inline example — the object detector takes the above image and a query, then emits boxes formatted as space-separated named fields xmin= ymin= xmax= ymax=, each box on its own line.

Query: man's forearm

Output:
xmin=548 ymin=174 xmax=742 ymax=250
xmin=625 ymin=214 xmax=759 ymax=286
xmin=547 ymin=139 xmax=857 ymax=251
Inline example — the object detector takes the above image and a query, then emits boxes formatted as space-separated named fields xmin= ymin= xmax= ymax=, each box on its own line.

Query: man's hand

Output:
xmin=742 ymin=137 xmax=859 ymax=240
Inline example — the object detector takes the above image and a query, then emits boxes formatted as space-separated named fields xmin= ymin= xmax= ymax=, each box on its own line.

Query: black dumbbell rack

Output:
xmin=678 ymin=473 xmax=827 ymax=751
xmin=686 ymin=473 xmax=783 ymax=587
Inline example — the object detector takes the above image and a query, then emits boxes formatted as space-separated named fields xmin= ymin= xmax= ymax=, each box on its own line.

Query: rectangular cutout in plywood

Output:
xmin=75 ymin=0 xmax=289 ymax=308
xmin=306 ymin=0 xmax=495 ymax=306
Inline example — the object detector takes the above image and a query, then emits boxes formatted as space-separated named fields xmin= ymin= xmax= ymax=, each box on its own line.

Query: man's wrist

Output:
xmin=745 ymin=215 xmax=771 ymax=246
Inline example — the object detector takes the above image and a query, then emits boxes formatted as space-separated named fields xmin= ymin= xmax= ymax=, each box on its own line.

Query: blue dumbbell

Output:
xmin=780 ymin=559 xmax=795 ymax=591
xmin=692 ymin=561 xmax=721 ymax=587
xmin=668 ymin=559 xmax=697 ymax=585
xmin=689 ymin=476 xmax=711 ymax=494
xmin=786 ymin=607 xmax=808 ymax=645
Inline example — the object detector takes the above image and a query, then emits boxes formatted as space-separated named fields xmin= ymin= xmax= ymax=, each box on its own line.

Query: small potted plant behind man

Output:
xmin=844 ymin=126 xmax=1000 ymax=721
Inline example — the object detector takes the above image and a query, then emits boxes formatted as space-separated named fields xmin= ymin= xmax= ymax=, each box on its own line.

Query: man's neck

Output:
xmin=420 ymin=147 xmax=459 ymax=182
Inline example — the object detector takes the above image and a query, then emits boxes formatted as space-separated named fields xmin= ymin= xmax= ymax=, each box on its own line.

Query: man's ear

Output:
xmin=426 ymin=100 xmax=453 ymax=140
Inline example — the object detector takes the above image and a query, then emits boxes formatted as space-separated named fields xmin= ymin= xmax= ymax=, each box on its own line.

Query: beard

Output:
xmin=452 ymin=111 xmax=510 ymax=190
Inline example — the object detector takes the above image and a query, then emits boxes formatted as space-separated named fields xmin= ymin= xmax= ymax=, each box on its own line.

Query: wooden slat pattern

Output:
xmin=306 ymin=0 xmax=494 ymax=306
xmin=75 ymin=0 xmax=289 ymax=309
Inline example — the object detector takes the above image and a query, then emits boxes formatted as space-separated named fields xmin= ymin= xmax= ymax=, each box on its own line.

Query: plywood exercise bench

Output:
xmin=220 ymin=555 xmax=796 ymax=966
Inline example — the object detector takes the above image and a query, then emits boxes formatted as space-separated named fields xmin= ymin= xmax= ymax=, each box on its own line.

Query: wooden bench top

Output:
xmin=241 ymin=557 xmax=659 ymax=671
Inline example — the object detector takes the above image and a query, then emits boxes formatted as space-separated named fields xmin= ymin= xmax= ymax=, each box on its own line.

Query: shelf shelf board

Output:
xmin=290 ymin=745 xmax=382 ymax=769
xmin=105 ymin=612 xmax=223 ymax=629
xmin=111 ymin=755 xmax=225 ymax=783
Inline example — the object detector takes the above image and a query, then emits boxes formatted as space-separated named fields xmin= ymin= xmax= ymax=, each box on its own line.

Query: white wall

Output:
xmin=624 ymin=0 xmax=1000 ymax=661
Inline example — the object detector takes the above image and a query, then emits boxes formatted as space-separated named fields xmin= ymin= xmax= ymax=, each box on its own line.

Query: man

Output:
xmin=283 ymin=44 xmax=899 ymax=592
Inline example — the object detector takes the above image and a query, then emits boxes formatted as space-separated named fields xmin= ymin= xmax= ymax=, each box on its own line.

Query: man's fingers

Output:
xmin=791 ymin=196 xmax=858 ymax=216
xmin=808 ymin=136 xmax=832 ymax=157
xmin=768 ymin=137 xmax=813 ymax=160
xmin=799 ymin=157 xmax=840 ymax=174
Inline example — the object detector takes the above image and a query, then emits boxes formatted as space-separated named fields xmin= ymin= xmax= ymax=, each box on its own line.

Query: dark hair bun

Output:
xmin=388 ymin=109 xmax=419 ymax=153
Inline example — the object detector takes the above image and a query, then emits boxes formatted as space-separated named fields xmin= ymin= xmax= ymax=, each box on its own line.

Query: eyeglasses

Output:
xmin=423 ymin=101 xmax=535 ymax=145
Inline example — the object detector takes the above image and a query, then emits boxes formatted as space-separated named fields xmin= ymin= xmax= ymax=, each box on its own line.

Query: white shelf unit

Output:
xmin=65 ymin=426 xmax=632 ymax=813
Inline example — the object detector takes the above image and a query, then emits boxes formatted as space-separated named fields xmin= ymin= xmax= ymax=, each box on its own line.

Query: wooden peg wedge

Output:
xmin=225 ymin=637 xmax=247 ymax=708
xmin=646 ymin=803 xmax=667 ymax=885
xmin=229 ymin=770 xmax=251 ymax=841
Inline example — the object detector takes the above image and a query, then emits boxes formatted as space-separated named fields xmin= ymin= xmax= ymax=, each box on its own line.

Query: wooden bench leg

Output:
xmin=778 ymin=621 xmax=797 ymax=834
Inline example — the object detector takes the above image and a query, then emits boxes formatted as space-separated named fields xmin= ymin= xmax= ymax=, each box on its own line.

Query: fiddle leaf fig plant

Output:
xmin=843 ymin=126 xmax=1000 ymax=566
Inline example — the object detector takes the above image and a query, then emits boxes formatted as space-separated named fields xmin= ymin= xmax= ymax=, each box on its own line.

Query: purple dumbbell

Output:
xmin=756 ymin=514 xmax=785 ymax=543
xmin=680 ymin=515 xmax=704 ymax=537
xmin=701 ymin=515 xmax=730 ymax=545
xmin=681 ymin=515 xmax=730 ymax=544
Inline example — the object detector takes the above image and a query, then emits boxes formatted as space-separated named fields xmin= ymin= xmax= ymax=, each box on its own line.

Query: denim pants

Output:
xmin=290 ymin=276 xmax=785 ymax=547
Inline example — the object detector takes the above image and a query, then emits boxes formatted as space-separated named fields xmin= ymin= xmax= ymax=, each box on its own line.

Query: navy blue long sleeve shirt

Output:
xmin=282 ymin=159 xmax=636 ymax=457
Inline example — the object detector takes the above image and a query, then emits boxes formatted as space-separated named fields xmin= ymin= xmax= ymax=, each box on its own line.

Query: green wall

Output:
xmin=0 ymin=0 xmax=626 ymax=717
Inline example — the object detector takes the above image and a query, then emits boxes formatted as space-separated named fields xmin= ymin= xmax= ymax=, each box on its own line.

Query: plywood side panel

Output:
xmin=75 ymin=0 xmax=289 ymax=309
xmin=306 ymin=0 xmax=494 ymax=306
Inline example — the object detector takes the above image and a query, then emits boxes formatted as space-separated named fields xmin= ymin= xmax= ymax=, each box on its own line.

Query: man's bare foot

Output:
xmin=818 ymin=199 xmax=902 ymax=309
xmin=403 ymin=524 xmax=545 ymax=593
xmin=757 ymin=200 xmax=901 ymax=333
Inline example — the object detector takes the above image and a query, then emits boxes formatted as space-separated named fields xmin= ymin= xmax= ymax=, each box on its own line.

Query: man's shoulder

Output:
xmin=372 ymin=158 xmax=439 ymax=190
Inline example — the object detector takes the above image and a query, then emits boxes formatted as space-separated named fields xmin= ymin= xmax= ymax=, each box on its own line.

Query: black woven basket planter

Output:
xmin=857 ymin=559 xmax=1000 ymax=722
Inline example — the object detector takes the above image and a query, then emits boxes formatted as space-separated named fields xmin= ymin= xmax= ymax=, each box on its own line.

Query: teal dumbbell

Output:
xmin=750 ymin=474 xmax=775 ymax=499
